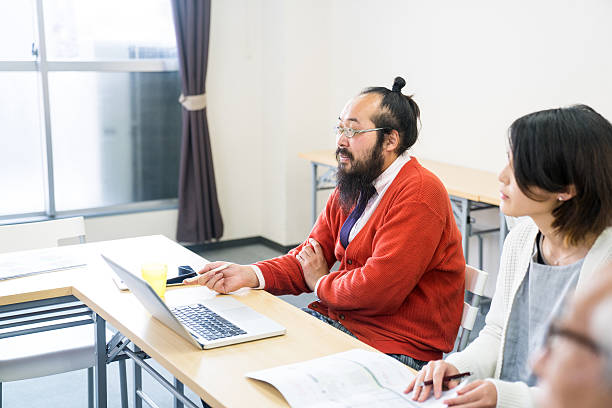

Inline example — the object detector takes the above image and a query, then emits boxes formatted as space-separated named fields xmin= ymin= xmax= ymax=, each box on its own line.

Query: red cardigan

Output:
xmin=255 ymin=158 xmax=465 ymax=361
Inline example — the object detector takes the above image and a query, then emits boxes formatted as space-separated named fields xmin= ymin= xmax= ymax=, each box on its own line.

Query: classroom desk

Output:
xmin=298 ymin=150 xmax=508 ymax=265
xmin=0 ymin=235 xmax=377 ymax=408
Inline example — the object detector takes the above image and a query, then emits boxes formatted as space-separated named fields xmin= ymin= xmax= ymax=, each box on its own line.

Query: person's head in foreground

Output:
xmin=335 ymin=76 xmax=420 ymax=212
xmin=499 ymin=104 xmax=612 ymax=245
xmin=532 ymin=262 xmax=612 ymax=408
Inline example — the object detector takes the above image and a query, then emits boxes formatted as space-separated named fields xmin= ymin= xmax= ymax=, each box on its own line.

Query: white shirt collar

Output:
xmin=372 ymin=150 xmax=412 ymax=195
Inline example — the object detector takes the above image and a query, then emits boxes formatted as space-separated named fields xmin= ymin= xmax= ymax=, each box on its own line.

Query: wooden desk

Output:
xmin=0 ymin=236 xmax=376 ymax=407
xmin=298 ymin=150 xmax=508 ymax=265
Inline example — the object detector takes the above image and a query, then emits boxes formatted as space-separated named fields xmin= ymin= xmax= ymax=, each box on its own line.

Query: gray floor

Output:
xmin=3 ymin=243 xmax=486 ymax=407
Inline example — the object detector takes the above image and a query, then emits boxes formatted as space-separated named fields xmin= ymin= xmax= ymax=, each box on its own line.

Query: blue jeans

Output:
xmin=303 ymin=308 xmax=428 ymax=371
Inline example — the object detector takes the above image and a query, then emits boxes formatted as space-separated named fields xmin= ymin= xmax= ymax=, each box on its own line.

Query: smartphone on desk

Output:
xmin=166 ymin=265 xmax=197 ymax=286
xmin=112 ymin=265 xmax=196 ymax=291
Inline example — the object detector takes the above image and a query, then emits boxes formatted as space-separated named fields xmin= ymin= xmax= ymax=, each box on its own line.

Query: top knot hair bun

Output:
xmin=392 ymin=76 xmax=406 ymax=92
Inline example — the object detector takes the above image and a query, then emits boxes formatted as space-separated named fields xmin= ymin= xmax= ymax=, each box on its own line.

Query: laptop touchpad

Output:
xmin=222 ymin=307 xmax=262 ymax=322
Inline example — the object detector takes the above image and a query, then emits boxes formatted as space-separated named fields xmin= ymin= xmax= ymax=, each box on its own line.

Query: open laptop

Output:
xmin=102 ymin=254 xmax=286 ymax=349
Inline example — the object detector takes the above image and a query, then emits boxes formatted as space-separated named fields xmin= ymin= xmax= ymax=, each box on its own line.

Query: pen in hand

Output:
xmin=417 ymin=372 xmax=471 ymax=387
xmin=182 ymin=263 xmax=230 ymax=282
xmin=168 ymin=263 xmax=231 ymax=285
xmin=206 ymin=263 xmax=231 ymax=275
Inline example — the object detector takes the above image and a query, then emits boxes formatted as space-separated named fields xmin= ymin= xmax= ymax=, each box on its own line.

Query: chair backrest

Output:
xmin=460 ymin=302 xmax=480 ymax=332
xmin=456 ymin=265 xmax=489 ymax=352
xmin=0 ymin=217 xmax=86 ymax=254
xmin=465 ymin=265 xmax=488 ymax=298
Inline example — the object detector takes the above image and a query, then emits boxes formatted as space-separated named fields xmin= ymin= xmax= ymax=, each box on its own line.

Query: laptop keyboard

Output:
xmin=172 ymin=304 xmax=247 ymax=341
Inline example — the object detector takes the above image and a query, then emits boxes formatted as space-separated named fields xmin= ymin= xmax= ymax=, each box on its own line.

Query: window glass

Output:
xmin=49 ymin=72 xmax=182 ymax=211
xmin=0 ymin=73 xmax=46 ymax=216
xmin=0 ymin=0 xmax=38 ymax=61
xmin=0 ymin=0 xmax=181 ymax=218
xmin=44 ymin=0 xmax=177 ymax=60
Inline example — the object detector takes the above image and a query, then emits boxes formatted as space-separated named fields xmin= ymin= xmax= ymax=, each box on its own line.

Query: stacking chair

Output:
xmin=0 ymin=217 xmax=127 ymax=408
xmin=456 ymin=265 xmax=489 ymax=352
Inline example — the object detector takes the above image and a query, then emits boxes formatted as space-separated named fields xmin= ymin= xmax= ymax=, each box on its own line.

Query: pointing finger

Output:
xmin=202 ymin=271 xmax=223 ymax=289
xmin=183 ymin=276 xmax=200 ymax=285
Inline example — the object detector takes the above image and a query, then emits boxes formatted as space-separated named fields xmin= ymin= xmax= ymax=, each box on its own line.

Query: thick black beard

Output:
xmin=336 ymin=140 xmax=384 ymax=213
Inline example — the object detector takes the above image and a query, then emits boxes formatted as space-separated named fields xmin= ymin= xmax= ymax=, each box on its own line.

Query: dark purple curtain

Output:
xmin=171 ymin=0 xmax=223 ymax=243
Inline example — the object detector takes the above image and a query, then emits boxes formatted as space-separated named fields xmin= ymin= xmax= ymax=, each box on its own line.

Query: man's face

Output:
xmin=533 ymin=296 xmax=612 ymax=408
xmin=335 ymin=93 xmax=383 ymax=174
xmin=335 ymin=93 xmax=386 ymax=212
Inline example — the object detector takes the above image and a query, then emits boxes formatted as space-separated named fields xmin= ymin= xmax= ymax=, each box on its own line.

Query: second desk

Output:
xmin=298 ymin=150 xmax=508 ymax=266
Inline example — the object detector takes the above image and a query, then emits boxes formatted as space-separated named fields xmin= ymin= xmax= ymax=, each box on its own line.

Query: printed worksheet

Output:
xmin=246 ymin=349 xmax=465 ymax=408
xmin=0 ymin=246 xmax=88 ymax=281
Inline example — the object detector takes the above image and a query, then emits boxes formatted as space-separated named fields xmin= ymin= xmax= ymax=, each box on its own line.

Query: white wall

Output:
xmin=259 ymin=1 xmax=334 ymax=244
xmin=323 ymin=0 xmax=612 ymax=280
xmin=328 ymin=0 xmax=612 ymax=173
xmin=93 ymin=1 xmax=612 ymax=281
xmin=206 ymin=0 xmax=265 ymax=241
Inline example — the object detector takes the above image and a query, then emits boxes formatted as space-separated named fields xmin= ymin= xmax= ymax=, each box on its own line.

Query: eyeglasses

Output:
xmin=543 ymin=322 xmax=602 ymax=355
xmin=334 ymin=126 xmax=391 ymax=139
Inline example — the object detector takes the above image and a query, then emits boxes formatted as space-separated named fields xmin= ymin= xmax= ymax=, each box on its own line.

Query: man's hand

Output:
xmin=405 ymin=360 xmax=461 ymax=401
xmin=183 ymin=261 xmax=259 ymax=294
xmin=296 ymin=238 xmax=329 ymax=291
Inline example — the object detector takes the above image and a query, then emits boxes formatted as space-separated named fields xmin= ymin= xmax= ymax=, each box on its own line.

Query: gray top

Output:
xmin=500 ymin=234 xmax=583 ymax=385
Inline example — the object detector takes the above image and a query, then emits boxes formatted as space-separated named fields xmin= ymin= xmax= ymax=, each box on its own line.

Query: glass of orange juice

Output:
xmin=141 ymin=263 xmax=168 ymax=300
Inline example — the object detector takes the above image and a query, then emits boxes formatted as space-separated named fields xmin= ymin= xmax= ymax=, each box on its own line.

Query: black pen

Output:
xmin=166 ymin=263 xmax=230 ymax=286
xmin=166 ymin=271 xmax=196 ymax=286
xmin=417 ymin=372 xmax=471 ymax=387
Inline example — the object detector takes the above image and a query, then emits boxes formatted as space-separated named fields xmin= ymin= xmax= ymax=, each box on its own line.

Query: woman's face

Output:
xmin=498 ymin=153 xmax=560 ymax=218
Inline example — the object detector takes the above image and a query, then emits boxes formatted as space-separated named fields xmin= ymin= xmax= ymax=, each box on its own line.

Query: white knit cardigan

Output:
xmin=445 ymin=218 xmax=612 ymax=408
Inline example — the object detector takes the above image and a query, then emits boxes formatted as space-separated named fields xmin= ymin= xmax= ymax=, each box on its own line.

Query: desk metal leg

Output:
xmin=457 ymin=197 xmax=470 ymax=261
xmin=87 ymin=367 xmax=94 ymax=408
xmin=134 ymin=345 xmax=143 ymax=408
xmin=124 ymin=348 xmax=200 ymax=408
xmin=311 ymin=162 xmax=318 ymax=225
xmin=477 ymin=235 xmax=484 ymax=270
xmin=174 ymin=378 xmax=184 ymax=408
xmin=93 ymin=312 xmax=107 ymax=408
xmin=119 ymin=359 xmax=128 ymax=408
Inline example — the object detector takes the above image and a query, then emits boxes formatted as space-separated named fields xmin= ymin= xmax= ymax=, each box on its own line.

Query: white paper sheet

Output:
xmin=246 ymin=349 xmax=465 ymax=408
xmin=0 ymin=246 xmax=88 ymax=281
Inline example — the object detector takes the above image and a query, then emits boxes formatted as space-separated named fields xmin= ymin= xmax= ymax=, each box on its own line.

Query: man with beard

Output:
xmin=186 ymin=77 xmax=465 ymax=370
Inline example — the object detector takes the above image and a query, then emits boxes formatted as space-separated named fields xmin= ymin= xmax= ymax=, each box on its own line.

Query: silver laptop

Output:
xmin=102 ymin=254 xmax=286 ymax=349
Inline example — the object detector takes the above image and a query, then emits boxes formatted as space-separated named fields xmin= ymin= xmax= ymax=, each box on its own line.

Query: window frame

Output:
xmin=0 ymin=0 xmax=180 ymax=223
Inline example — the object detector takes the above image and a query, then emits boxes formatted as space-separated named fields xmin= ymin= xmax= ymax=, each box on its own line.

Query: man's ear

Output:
xmin=384 ymin=129 xmax=400 ymax=152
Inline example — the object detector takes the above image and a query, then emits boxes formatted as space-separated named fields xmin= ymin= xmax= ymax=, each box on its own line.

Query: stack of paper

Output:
xmin=0 ymin=247 xmax=87 ymax=281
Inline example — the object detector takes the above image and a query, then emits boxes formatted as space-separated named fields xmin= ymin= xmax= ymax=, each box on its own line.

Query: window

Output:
xmin=0 ymin=0 xmax=181 ymax=219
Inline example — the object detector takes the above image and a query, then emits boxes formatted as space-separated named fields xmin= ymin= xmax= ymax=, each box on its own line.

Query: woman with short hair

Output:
xmin=406 ymin=105 xmax=612 ymax=407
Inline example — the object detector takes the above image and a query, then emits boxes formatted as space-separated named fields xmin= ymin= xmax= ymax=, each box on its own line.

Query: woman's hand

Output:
xmin=443 ymin=380 xmax=497 ymax=407
xmin=405 ymin=360 xmax=461 ymax=401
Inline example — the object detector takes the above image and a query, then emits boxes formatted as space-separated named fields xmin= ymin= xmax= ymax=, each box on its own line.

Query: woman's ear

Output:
xmin=557 ymin=185 xmax=577 ymax=201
